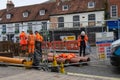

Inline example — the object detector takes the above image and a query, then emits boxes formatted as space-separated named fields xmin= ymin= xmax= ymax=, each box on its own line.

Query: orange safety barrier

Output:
xmin=51 ymin=41 xmax=65 ymax=50
xmin=42 ymin=41 xmax=51 ymax=49
xmin=65 ymin=40 xmax=79 ymax=50
xmin=41 ymin=40 xmax=80 ymax=50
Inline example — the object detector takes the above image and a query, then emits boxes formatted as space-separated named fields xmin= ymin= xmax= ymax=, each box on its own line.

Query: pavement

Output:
xmin=0 ymin=70 xmax=117 ymax=80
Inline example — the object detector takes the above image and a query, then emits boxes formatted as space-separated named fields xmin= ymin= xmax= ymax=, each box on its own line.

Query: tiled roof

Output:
xmin=0 ymin=0 xmax=105 ymax=24
xmin=0 ymin=2 xmax=55 ymax=23
xmin=50 ymin=0 xmax=105 ymax=15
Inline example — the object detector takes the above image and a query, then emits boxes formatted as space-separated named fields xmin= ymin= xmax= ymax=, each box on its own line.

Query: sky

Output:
xmin=0 ymin=0 xmax=48 ymax=10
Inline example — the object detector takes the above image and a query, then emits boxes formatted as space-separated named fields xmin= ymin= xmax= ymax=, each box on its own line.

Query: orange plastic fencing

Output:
xmin=42 ymin=41 xmax=51 ymax=49
xmin=41 ymin=40 xmax=79 ymax=50
xmin=51 ymin=41 xmax=65 ymax=50
xmin=65 ymin=40 xmax=79 ymax=50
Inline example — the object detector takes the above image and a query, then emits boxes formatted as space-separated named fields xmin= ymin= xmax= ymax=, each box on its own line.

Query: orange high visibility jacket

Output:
xmin=28 ymin=34 xmax=35 ymax=45
xmin=19 ymin=32 xmax=27 ymax=45
xmin=35 ymin=33 xmax=43 ymax=42
xmin=77 ymin=35 xmax=88 ymax=47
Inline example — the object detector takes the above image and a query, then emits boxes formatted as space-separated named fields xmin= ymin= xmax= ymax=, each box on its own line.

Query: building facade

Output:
xmin=0 ymin=0 xmax=119 ymax=42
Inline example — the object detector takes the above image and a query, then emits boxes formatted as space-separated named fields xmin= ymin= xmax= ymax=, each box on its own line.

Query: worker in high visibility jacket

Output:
xmin=77 ymin=31 xmax=88 ymax=57
xmin=19 ymin=29 xmax=27 ymax=55
xmin=27 ymin=31 xmax=35 ymax=60
xmin=35 ymin=31 xmax=43 ymax=53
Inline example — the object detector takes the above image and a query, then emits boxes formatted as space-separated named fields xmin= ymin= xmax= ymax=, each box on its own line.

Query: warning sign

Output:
xmin=66 ymin=36 xmax=75 ymax=41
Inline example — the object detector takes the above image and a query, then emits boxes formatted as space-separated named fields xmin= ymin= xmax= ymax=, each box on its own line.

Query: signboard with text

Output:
xmin=96 ymin=32 xmax=114 ymax=59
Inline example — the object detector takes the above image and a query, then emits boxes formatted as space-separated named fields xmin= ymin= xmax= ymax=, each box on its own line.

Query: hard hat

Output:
xmin=22 ymin=29 xmax=25 ymax=32
xmin=81 ymin=31 xmax=85 ymax=36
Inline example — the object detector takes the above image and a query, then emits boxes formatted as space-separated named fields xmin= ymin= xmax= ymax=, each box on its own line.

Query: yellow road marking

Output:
xmin=67 ymin=72 xmax=120 ymax=80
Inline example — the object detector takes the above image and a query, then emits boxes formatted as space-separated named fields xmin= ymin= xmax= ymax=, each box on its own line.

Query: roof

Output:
xmin=0 ymin=0 xmax=105 ymax=24
xmin=50 ymin=0 xmax=105 ymax=16
xmin=0 ymin=2 xmax=55 ymax=23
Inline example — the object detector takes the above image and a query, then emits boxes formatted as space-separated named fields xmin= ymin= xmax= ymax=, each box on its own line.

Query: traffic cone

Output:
xmin=52 ymin=55 xmax=58 ymax=67
xmin=51 ymin=55 xmax=59 ymax=72
xmin=60 ymin=62 xmax=65 ymax=74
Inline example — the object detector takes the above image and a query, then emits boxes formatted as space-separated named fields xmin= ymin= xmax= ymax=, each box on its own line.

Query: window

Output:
xmin=39 ymin=10 xmax=45 ymax=16
xmin=58 ymin=17 xmax=64 ymax=28
xmin=15 ymin=24 xmax=19 ymax=33
xmin=88 ymin=14 xmax=95 ymax=26
xmin=23 ymin=12 xmax=29 ymax=17
xmin=41 ymin=22 xmax=47 ymax=30
xmin=6 ymin=14 xmax=12 ymax=19
xmin=111 ymin=5 xmax=118 ymax=18
xmin=62 ymin=5 xmax=69 ymax=11
xmin=88 ymin=2 xmax=95 ymax=8
xmin=88 ymin=14 xmax=95 ymax=20
xmin=73 ymin=15 xmax=80 ymax=27
xmin=27 ymin=23 xmax=32 ymax=32
xmin=2 ymin=25 xmax=6 ymax=34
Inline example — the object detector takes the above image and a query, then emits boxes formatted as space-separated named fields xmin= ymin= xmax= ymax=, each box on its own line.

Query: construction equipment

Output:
xmin=0 ymin=56 xmax=26 ymax=64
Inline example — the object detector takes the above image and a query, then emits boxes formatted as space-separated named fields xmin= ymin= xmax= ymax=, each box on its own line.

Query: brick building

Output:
xmin=0 ymin=0 xmax=119 ymax=43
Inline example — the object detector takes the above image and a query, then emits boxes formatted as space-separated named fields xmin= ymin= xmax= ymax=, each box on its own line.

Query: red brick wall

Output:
xmin=50 ymin=17 xmax=58 ymax=29
xmin=109 ymin=0 xmax=120 ymax=17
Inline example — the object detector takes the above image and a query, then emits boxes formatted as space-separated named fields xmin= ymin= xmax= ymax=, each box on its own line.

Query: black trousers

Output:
xmin=35 ymin=41 xmax=42 ymax=53
xmin=79 ymin=46 xmax=86 ymax=56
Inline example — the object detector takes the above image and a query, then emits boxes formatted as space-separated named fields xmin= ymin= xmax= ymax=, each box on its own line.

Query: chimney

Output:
xmin=6 ymin=0 xmax=14 ymax=11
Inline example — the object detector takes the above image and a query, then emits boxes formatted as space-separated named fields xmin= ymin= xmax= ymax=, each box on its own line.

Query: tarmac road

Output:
xmin=65 ymin=47 xmax=120 ymax=79
xmin=65 ymin=61 xmax=120 ymax=79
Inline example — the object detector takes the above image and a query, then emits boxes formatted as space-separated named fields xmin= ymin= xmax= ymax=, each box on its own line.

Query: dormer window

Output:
xmin=6 ymin=14 xmax=12 ymax=19
xmin=23 ymin=12 xmax=29 ymax=17
xmin=62 ymin=5 xmax=69 ymax=11
xmin=88 ymin=1 xmax=95 ymax=8
xmin=39 ymin=10 xmax=45 ymax=16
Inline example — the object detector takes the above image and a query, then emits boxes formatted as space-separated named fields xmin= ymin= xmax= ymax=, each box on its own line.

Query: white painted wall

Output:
xmin=51 ymin=11 xmax=105 ymax=28
xmin=0 ymin=20 xmax=49 ymax=41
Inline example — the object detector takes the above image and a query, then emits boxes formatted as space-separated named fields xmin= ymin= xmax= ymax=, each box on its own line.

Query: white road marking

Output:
xmin=67 ymin=72 xmax=120 ymax=80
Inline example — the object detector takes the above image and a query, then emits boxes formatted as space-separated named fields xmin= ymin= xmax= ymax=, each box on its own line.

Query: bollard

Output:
xmin=60 ymin=62 xmax=65 ymax=74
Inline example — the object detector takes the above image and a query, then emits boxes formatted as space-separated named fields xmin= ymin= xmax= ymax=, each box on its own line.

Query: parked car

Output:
xmin=110 ymin=39 xmax=120 ymax=67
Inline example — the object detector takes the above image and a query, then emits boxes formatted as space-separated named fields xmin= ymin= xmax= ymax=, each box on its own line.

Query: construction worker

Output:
xmin=78 ymin=31 xmax=88 ymax=57
xmin=19 ymin=29 xmax=27 ymax=56
xmin=34 ymin=31 xmax=43 ymax=53
xmin=27 ymin=30 xmax=35 ymax=60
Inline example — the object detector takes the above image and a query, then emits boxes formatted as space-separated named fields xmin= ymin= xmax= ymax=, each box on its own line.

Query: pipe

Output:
xmin=0 ymin=56 xmax=26 ymax=64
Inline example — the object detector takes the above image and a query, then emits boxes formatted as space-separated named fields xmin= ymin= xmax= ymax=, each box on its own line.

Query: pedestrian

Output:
xmin=34 ymin=31 xmax=43 ymax=53
xmin=27 ymin=30 xmax=35 ymax=60
xmin=19 ymin=29 xmax=27 ymax=56
xmin=77 ymin=31 xmax=88 ymax=57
